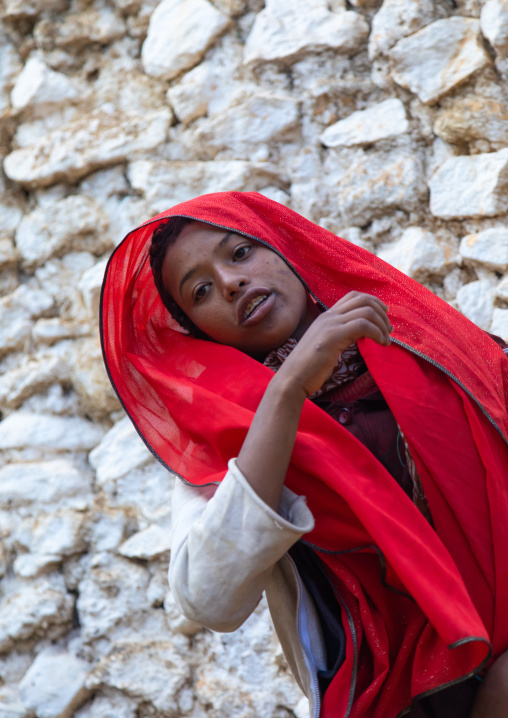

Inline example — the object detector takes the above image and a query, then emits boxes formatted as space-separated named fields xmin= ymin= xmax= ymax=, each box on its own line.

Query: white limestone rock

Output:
xmin=11 ymin=57 xmax=84 ymax=114
xmin=163 ymin=591 xmax=202 ymax=637
xmin=495 ymin=273 xmax=508 ymax=301
xmin=77 ymin=556 xmax=150 ymax=641
xmin=89 ymin=417 xmax=153 ymax=484
xmin=19 ymin=645 xmax=90 ymax=718
xmin=78 ymin=258 xmax=108 ymax=321
xmin=0 ymin=285 xmax=54 ymax=357
xmin=0 ymin=685 xmax=27 ymax=718
xmin=74 ymin=691 xmax=137 ymax=718
xmin=34 ymin=252 xmax=96 ymax=322
xmin=2 ymin=0 xmax=65 ymax=19
xmin=118 ymin=525 xmax=171 ymax=560
xmin=244 ymin=0 xmax=369 ymax=65
xmin=0 ymin=355 xmax=71 ymax=409
xmin=88 ymin=510 xmax=127 ymax=553
xmin=337 ymin=151 xmax=426 ymax=226
xmin=0 ymin=203 xmax=23 ymax=234
xmin=127 ymin=159 xmax=280 ymax=214
xmin=320 ymin=99 xmax=409 ymax=147
xmin=70 ymin=336 xmax=122 ymax=421
xmin=15 ymin=508 xmax=88 ymax=560
xmin=434 ymin=96 xmax=508 ymax=151
xmin=456 ymin=279 xmax=496 ymax=330
xmin=211 ymin=0 xmax=249 ymax=14
xmin=105 ymin=462 xmax=175 ymax=525
xmin=34 ymin=5 xmax=126 ymax=50
xmin=6 ymin=284 xmax=54 ymax=318
xmin=368 ymin=0 xmax=435 ymax=60
xmin=0 ymin=32 xmax=22 ymax=114
xmin=0 ymin=237 xmax=17 ymax=270
xmin=3 ymin=109 xmax=171 ymax=188
xmin=389 ymin=18 xmax=490 ymax=104
xmin=0 ymin=412 xmax=104 ymax=452
xmin=167 ymin=58 xmax=248 ymax=125
xmin=377 ymin=227 xmax=459 ymax=280
xmin=190 ymin=93 xmax=299 ymax=160
xmin=13 ymin=554 xmax=61 ymax=579
xmin=429 ymin=149 xmax=508 ymax=219
xmin=490 ymin=307 xmax=508 ymax=340
xmin=459 ymin=228 xmax=508 ymax=272
xmin=481 ymin=0 xmax=508 ymax=57
xmin=193 ymin=601 xmax=303 ymax=717
xmin=0 ymin=575 xmax=73 ymax=652
xmin=33 ymin=318 xmax=91 ymax=345
xmin=0 ymin=459 xmax=90 ymax=510
xmin=86 ymin=641 xmax=190 ymax=714
xmin=16 ymin=196 xmax=109 ymax=271
xmin=142 ymin=0 xmax=231 ymax=81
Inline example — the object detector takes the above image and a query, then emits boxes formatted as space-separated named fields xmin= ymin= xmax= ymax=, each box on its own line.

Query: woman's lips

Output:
xmin=240 ymin=292 xmax=275 ymax=326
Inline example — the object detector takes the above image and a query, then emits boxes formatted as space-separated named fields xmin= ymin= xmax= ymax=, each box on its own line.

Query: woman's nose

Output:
xmin=218 ymin=269 xmax=247 ymax=299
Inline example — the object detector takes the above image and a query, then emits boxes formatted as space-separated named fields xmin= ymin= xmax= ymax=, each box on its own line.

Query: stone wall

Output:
xmin=1 ymin=0 xmax=508 ymax=716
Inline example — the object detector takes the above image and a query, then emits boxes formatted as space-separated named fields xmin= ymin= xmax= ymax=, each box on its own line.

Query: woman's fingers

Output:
xmin=325 ymin=309 xmax=391 ymax=346
xmin=330 ymin=292 xmax=392 ymax=334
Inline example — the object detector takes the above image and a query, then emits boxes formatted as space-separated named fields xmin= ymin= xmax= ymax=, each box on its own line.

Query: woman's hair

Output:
xmin=149 ymin=217 xmax=206 ymax=337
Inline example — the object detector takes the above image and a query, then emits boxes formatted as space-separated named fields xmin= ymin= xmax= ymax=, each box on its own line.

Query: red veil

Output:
xmin=101 ymin=192 xmax=508 ymax=718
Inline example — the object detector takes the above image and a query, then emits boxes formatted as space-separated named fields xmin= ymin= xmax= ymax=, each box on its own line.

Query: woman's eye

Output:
xmin=194 ymin=284 xmax=209 ymax=301
xmin=233 ymin=246 xmax=250 ymax=260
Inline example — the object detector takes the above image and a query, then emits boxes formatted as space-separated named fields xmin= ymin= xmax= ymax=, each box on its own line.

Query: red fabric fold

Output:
xmin=101 ymin=191 xmax=508 ymax=717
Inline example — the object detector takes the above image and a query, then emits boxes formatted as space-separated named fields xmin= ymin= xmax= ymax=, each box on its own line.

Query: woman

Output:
xmin=100 ymin=191 xmax=508 ymax=718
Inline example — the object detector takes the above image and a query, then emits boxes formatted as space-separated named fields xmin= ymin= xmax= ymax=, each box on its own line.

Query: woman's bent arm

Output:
xmin=236 ymin=291 xmax=392 ymax=511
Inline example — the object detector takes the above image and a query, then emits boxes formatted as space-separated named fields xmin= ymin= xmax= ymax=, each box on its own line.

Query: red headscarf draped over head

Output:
xmin=101 ymin=192 xmax=508 ymax=718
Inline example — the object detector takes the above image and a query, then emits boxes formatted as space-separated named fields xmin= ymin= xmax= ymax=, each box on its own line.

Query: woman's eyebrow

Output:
xmin=179 ymin=232 xmax=234 ymax=295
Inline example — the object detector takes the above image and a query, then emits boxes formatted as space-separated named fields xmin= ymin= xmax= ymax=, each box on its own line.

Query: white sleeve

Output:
xmin=168 ymin=457 xmax=315 ymax=632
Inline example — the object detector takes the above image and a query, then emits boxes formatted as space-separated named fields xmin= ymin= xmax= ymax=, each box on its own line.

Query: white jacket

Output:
xmin=169 ymin=458 xmax=327 ymax=718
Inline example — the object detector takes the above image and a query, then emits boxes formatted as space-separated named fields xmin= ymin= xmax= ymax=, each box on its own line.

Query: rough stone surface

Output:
xmin=337 ymin=151 xmax=426 ymax=226
xmin=491 ymin=307 xmax=508 ymax=340
xmin=4 ymin=110 xmax=171 ymax=188
xmin=389 ymin=17 xmax=490 ymax=104
xmin=11 ymin=57 xmax=84 ymax=113
xmin=19 ymin=645 xmax=91 ymax=718
xmin=496 ymin=273 xmax=508 ymax=301
xmin=127 ymin=159 xmax=281 ymax=213
xmin=0 ymin=575 xmax=73 ymax=653
xmin=16 ymin=196 xmax=110 ymax=270
xmin=368 ymin=0 xmax=435 ymax=59
xmin=377 ymin=227 xmax=459 ymax=280
xmin=460 ymin=228 xmax=508 ymax=271
xmin=87 ymin=642 xmax=190 ymax=714
xmin=1 ymin=1 xmax=508 ymax=714
xmin=0 ymin=354 xmax=71 ymax=409
xmin=142 ymin=0 xmax=231 ymax=80
xmin=89 ymin=417 xmax=153 ymax=484
xmin=481 ymin=0 xmax=508 ymax=57
xmin=244 ymin=0 xmax=370 ymax=65
xmin=320 ymin=98 xmax=408 ymax=147
xmin=456 ymin=279 xmax=496 ymax=330
xmin=0 ymin=459 xmax=90 ymax=509
xmin=0 ymin=412 xmax=104 ymax=452
xmin=434 ymin=96 xmax=508 ymax=151
xmin=119 ymin=525 xmax=171 ymax=560
xmin=429 ymin=149 xmax=508 ymax=219
xmin=190 ymin=93 xmax=300 ymax=159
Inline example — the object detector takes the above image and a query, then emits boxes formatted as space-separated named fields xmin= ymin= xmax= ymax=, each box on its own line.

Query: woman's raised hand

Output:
xmin=275 ymin=291 xmax=392 ymax=399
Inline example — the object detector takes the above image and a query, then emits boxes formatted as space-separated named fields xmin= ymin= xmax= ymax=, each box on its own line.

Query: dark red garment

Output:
xmin=101 ymin=192 xmax=508 ymax=718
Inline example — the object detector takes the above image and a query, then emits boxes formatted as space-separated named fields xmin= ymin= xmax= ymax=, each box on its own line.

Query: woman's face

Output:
xmin=161 ymin=221 xmax=319 ymax=358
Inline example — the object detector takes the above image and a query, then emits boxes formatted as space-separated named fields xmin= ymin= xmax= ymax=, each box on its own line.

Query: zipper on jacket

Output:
xmin=287 ymin=553 xmax=322 ymax=718
xmin=330 ymin=586 xmax=358 ymax=718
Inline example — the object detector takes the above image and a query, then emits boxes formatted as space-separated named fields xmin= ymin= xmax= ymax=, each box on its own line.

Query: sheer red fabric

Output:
xmin=101 ymin=192 xmax=508 ymax=717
